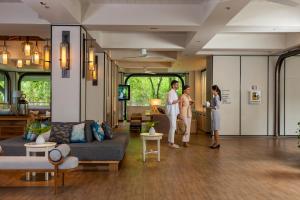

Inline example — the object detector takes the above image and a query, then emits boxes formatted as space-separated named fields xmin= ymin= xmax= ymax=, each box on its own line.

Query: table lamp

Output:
xmin=150 ymin=99 xmax=161 ymax=114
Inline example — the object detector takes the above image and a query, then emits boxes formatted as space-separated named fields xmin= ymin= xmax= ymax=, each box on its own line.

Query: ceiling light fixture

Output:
xmin=23 ymin=38 xmax=32 ymax=57
xmin=17 ymin=59 xmax=23 ymax=68
xmin=32 ymin=41 xmax=40 ymax=65
xmin=1 ymin=40 xmax=9 ymax=65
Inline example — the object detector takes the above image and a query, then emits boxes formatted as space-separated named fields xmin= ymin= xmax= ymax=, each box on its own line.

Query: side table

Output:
xmin=140 ymin=133 xmax=163 ymax=162
xmin=24 ymin=142 xmax=56 ymax=181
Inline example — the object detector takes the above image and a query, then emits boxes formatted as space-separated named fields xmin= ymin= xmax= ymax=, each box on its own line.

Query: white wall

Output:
xmin=86 ymin=53 xmax=105 ymax=122
xmin=213 ymin=56 xmax=240 ymax=135
xmin=241 ymin=56 xmax=268 ymax=135
xmin=211 ymin=55 xmax=300 ymax=136
xmin=51 ymin=26 xmax=81 ymax=122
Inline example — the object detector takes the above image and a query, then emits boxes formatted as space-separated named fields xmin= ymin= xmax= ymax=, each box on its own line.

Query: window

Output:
xmin=19 ymin=74 xmax=51 ymax=108
xmin=0 ymin=72 xmax=9 ymax=103
xmin=125 ymin=74 xmax=185 ymax=106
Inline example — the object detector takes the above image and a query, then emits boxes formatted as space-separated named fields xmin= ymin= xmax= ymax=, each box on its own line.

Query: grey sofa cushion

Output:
xmin=84 ymin=120 xmax=94 ymax=142
xmin=0 ymin=132 xmax=129 ymax=161
xmin=49 ymin=122 xmax=75 ymax=144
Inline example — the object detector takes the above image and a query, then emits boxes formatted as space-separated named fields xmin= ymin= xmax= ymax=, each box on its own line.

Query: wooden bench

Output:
xmin=0 ymin=144 xmax=78 ymax=194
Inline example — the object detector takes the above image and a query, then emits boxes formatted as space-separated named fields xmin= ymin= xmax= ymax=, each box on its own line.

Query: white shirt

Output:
xmin=165 ymin=89 xmax=180 ymax=116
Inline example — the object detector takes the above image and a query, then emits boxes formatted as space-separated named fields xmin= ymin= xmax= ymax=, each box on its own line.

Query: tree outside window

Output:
xmin=126 ymin=75 xmax=185 ymax=106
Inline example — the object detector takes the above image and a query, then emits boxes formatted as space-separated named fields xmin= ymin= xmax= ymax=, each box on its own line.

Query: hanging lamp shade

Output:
xmin=1 ymin=41 xmax=9 ymax=65
xmin=17 ymin=59 xmax=23 ymax=68
xmin=32 ymin=41 xmax=40 ymax=65
xmin=23 ymin=41 xmax=32 ymax=57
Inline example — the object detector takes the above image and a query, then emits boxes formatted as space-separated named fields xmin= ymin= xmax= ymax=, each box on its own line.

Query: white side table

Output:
xmin=24 ymin=142 xmax=56 ymax=181
xmin=140 ymin=133 xmax=163 ymax=162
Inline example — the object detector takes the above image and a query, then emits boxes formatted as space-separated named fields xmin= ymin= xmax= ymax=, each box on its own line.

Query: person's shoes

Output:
xmin=171 ymin=144 xmax=180 ymax=149
xmin=209 ymin=143 xmax=216 ymax=148
xmin=211 ymin=144 xmax=220 ymax=149
xmin=182 ymin=142 xmax=189 ymax=147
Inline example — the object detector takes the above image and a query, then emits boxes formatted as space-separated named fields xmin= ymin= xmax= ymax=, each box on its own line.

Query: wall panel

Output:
xmin=213 ymin=56 xmax=240 ymax=135
xmin=241 ymin=56 xmax=268 ymax=135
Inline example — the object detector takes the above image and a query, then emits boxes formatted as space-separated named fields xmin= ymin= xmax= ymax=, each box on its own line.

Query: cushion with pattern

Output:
xmin=49 ymin=122 xmax=74 ymax=144
xmin=101 ymin=122 xmax=113 ymax=140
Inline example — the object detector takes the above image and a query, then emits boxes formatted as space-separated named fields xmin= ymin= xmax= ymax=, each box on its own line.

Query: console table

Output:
xmin=0 ymin=116 xmax=31 ymax=139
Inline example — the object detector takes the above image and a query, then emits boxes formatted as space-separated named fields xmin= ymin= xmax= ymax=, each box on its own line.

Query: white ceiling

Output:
xmin=1 ymin=0 xmax=300 ymax=68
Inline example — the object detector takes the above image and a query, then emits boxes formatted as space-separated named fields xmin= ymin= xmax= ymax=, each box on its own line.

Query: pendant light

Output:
xmin=1 ymin=40 xmax=9 ymax=65
xmin=25 ymin=59 xmax=31 ymax=65
xmin=43 ymin=40 xmax=51 ymax=70
xmin=32 ymin=41 xmax=40 ymax=65
xmin=23 ymin=38 xmax=32 ymax=57
xmin=17 ymin=59 xmax=23 ymax=68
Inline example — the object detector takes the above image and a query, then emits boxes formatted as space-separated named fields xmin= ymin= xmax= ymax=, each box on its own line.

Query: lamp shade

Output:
xmin=150 ymin=99 xmax=161 ymax=106
xmin=17 ymin=59 xmax=23 ymax=68
xmin=88 ymin=47 xmax=95 ymax=71
xmin=1 ymin=49 xmax=8 ymax=65
xmin=23 ymin=42 xmax=31 ymax=57
xmin=60 ymin=42 xmax=69 ymax=69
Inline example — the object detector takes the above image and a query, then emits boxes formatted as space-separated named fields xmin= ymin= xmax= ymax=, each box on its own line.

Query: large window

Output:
xmin=125 ymin=74 xmax=185 ymax=106
xmin=0 ymin=72 xmax=9 ymax=103
xmin=19 ymin=74 xmax=51 ymax=108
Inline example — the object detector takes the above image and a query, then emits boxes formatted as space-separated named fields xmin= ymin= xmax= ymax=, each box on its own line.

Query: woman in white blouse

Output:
xmin=166 ymin=80 xmax=180 ymax=149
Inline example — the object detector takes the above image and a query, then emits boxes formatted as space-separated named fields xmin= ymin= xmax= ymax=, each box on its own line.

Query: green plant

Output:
xmin=296 ymin=122 xmax=300 ymax=147
xmin=145 ymin=121 xmax=158 ymax=131
xmin=26 ymin=120 xmax=51 ymax=135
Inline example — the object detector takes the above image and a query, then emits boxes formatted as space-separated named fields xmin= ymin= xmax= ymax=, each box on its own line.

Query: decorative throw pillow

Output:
xmin=91 ymin=121 xmax=105 ymax=142
xmin=24 ymin=130 xmax=37 ymax=142
xmin=70 ymin=123 xmax=86 ymax=143
xmin=101 ymin=122 xmax=113 ymax=140
xmin=85 ymin=120 xmax=94 ymax=142
xmin=49 ymin=123 xmax=73 ymax=144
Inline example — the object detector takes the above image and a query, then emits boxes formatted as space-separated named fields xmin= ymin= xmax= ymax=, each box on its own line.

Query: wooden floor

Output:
xmin=1 ymin=128 xmax=300 ymax=200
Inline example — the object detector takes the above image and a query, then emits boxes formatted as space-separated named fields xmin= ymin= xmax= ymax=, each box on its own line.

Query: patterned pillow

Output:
xmin=91 ymin=121 xmax=105 ymax=142
xmin=101 ymin=122 xmax=113 ymax=140
xmin=49 ymin=123 xmax=73 ymax=144
xmin=70 ymin=123 xmax=86 ymax=143
xmin=24 ymin=131 xmax=37 ymax=142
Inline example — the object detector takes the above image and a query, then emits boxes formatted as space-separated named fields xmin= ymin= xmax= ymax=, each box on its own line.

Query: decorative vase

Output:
xmin=149 ymin=127 xmax=156 ymax=135
xmin=36 ymin=135 xmax=45 ymax=144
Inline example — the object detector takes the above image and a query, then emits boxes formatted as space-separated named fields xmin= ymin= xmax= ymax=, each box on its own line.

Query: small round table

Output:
xmin=140 ymin=133 xmax=163 ymax=162
xmin=24 ymin=142 xmax=56 ymax=181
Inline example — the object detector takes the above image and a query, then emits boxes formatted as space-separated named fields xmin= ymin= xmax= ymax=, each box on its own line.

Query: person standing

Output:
xmin=179 ymin=85 xmax=194 ymax=147
xmin=166 ymin=80 xmax=180 ymax=148
xmin=210 ymin=85 xmax=222 ymax=149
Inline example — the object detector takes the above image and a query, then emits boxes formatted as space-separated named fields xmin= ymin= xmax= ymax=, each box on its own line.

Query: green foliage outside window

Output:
xmin=126 ymin=76 xmax=184 ymax=106
xmin=21 ymin=76 xmax=51 ymax=107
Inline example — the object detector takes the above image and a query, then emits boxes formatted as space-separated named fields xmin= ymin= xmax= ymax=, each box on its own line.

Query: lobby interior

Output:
xmin=1 ymin=0 xmax=300 ymax=199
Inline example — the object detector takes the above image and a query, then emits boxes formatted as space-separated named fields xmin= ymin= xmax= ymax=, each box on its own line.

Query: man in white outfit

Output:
xmin=166 ymin=80 xmax=180 ymax=148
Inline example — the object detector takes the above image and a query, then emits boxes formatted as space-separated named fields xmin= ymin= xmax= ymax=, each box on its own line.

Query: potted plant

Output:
xmin=146 ymin=121 xmax=158 ymax=135
xmin=25 ymin=120 xmax=51 ymax=144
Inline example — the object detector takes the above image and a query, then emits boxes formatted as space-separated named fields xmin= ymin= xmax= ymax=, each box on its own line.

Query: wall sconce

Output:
xmin=60 ymin=31 xmax=70 ymax=78
xmin=43 ymin=40 xmax=51 ymax=70
xmin=1 ymin=40 xmax=9 ymax=65
xmin=32 ymin=41 xmax=40 ymax=65
xmin=17 ymin=59 xmax=23 ymax=68
xmin=88 ymin=47 xmax=95 ymax=71
xmin=92 ymin=55 xmax=98 ymax=86
xmin=23 ymin=38 xmax=32 ymax=57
